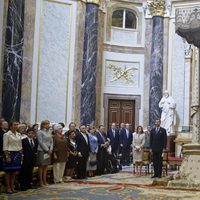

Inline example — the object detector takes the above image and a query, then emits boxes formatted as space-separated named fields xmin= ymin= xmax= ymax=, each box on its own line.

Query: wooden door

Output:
xmin=108 ymin=100 xmax=135 ymax=131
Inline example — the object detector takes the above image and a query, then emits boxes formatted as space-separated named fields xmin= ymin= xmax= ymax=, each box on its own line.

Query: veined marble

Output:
xmin=80 ymin=3 xmax=99 ymax=125
xmin=2 ymin=0 xmax=24 ymax=121
xmin=0 ymin=0 xmax=5 ymax=114
xmin=149 ymin=16 xmax=164 ymax=127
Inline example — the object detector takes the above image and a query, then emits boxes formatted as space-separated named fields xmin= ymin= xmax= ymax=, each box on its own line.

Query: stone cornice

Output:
xmin=147 ymin=0 xmax=165 ymax=17
xmin=86 ymin=0 xmax=101 ymax=5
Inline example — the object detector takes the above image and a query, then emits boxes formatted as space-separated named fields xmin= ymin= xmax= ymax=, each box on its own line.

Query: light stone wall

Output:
xmin=30 ymin=0 xmax=77 ymax=124
xmin=101 ymin=51 xmax=145 ymax=125
xmin=101 ymin=0 xmax=146 ymax=128
xmin=167 ymin=0 xmax=199 ymax=131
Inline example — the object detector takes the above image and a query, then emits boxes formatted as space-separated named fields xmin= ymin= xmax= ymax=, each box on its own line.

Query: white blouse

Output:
xmin=3 ymin=130 xmax=22 ymax=151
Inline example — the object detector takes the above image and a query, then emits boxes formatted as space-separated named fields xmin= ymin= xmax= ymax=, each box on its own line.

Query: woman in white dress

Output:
xmin=132 ymin=126 xmax=145 ymax=175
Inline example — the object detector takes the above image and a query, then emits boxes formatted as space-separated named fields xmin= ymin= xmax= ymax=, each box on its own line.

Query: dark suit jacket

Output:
xmin=120 ymin=129 xmax=133 ymax=148
xmin=76 ymin=132 xmax=90 ymax=158
xmin=107 ymin=129 xmax=119 ymax=153
xmin=96 ymin=131 xmax=108 ymax=147
xmin=22 ymin=137 xmax=38 ymax=165
xmin=0 ymin=128 xmax=6 ymax=156
xmin=150 ymin=127 xmax=167 ymax=152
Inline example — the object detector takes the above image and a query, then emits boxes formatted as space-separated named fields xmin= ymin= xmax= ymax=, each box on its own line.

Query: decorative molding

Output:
xmin=86 ymin=0 xmax=100 ymax=6
xmin=175 ymin=7 xmax=200 ymax=47
xmin=107 ymin=64 xmax=138 ymax=84
xmin=147 ymin=0 xmax=165 ymax=17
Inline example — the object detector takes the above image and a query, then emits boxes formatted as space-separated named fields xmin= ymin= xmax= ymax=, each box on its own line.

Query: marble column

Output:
xmin=80 ymin=1 xmax=99 ymax=125
xmin=148 ymin=0 xmax=165 ymax=127
xmin=2 ymin=0 xmax=24 ymax=121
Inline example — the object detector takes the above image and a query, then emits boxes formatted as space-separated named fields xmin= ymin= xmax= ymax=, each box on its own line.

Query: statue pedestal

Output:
xmin=168 ymin=144 xmax=200 ymax=189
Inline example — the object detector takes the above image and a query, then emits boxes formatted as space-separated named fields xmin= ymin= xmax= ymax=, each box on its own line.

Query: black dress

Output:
xmin=66 ymin=138 xmax=77 ymax=169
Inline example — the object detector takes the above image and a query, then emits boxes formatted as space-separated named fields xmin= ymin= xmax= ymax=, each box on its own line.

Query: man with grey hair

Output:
xmin=120 ymin=123 xmax=133 ymax=166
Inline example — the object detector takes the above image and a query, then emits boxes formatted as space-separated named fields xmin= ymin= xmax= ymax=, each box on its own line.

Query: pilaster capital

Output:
xmin=147 ymin=0 xmax=165 ymax=17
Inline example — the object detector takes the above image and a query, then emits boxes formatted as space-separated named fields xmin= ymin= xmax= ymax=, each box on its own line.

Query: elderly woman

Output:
xmin=17 ymin=124 xmax=27 ymax=139
xmin=132 ymin=126 xmax=145 ymax=176
xmin=53 ymin=124 xmax=69 ymax=183
xmin=37 ymin=120 xmax=53 ymax=186
xmin=3 ymin=121 xmax=23 ymax=193
xmin=87 ymin=126 xmax=98 ymax=177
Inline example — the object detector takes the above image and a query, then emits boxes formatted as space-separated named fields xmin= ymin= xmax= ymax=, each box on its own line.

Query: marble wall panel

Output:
xmin=143 ymin=18 xmax=152 ymax=128
xmin=20 ymin=0 xmax=36 ymax=123
xmin=36 ymin=0 xmax=71 ymax=123
xmin=111 ymin=28 xmax=137 ymax=46
xmin=71 ymin=1 xmax=85 ymax=125
xmin=172 ymin=34 xmax=185 ymax=130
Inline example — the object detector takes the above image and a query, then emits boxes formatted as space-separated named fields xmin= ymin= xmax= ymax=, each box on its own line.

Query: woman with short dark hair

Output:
xmin=132 ymin=126 xmax=145 ymax=176
xmin=3 ymin=121 xmax=22 ymax=193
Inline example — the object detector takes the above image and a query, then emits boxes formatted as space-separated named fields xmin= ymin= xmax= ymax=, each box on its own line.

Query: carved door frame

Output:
xmin=104 ymin=94 xmax=141 ymax=130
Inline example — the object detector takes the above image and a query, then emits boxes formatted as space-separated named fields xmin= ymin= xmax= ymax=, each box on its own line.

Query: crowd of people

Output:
xmin=0 ymin=118 xmax=167 ymax=194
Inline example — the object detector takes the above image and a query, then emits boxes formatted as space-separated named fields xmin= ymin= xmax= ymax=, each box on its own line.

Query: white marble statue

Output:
xmin=159 ymin=90 xmax=176 ymax=135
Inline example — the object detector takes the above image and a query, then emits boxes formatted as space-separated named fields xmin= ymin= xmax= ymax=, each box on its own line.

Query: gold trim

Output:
xmin=35 ymin=0 xmax=44 ymax=123
xmin=35 ymin=0 xmax=73 ymax=123
xmin=105 ymin=59 xmax=140 ymax=88
xmin=147 ymin=0 xmax=165 ymax=17
xmin=65 ymin=5 xmax=73 ymax=124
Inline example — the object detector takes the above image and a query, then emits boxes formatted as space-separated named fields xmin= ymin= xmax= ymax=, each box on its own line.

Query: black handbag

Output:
xmin=89 ymin=160 xmax=97 ymax=166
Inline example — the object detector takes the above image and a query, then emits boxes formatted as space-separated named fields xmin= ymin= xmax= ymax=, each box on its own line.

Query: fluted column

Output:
xmin=80 ymin=0 xmax=99 ymax=125
xmin=148 ymin=0 xmax=165 ymax=126
xmin=2 ymin=0 xmax=24 ymax=121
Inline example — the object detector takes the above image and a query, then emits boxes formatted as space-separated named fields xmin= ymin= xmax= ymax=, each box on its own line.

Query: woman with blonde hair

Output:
xmin=132 ymin=126 xmax=145 ymax=176
xmin=36 ymin=120 xmax=53 ymax=186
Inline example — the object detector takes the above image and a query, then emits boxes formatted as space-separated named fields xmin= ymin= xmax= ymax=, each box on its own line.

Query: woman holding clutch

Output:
xmin=132 ymin=126 xmax=145 ymax=176
xmin=36 ymin=120 xmax=53 ymax=186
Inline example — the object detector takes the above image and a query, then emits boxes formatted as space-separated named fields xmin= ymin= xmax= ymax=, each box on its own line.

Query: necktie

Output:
xmin=126 ymin=129 xmax=129 ymax=138
xmin=156 ymin=128 xmax=159 ymax=134
xmin=30 ymin=139 xmax=34 ymax=149
xmin=113 ymin=129 xmax=115 ymax=138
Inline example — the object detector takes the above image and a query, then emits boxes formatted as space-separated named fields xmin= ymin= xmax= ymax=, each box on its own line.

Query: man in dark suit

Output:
xmin=76 ymin=125 xmax=90 ymax=179
xmin=20 ymin=128 xmax=38 ymax=190
xmin=96 ymin=125 xmax=109 ymax=175
xmin=150 ymin=119 xmax=167 ymax=178
xmin=0 ymin=120 xmax=8 ymax=170
xmin=107 ymin=123 xmax=119 ymax=156
xmin=120 ymin=123 xmax=133 ymax=166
